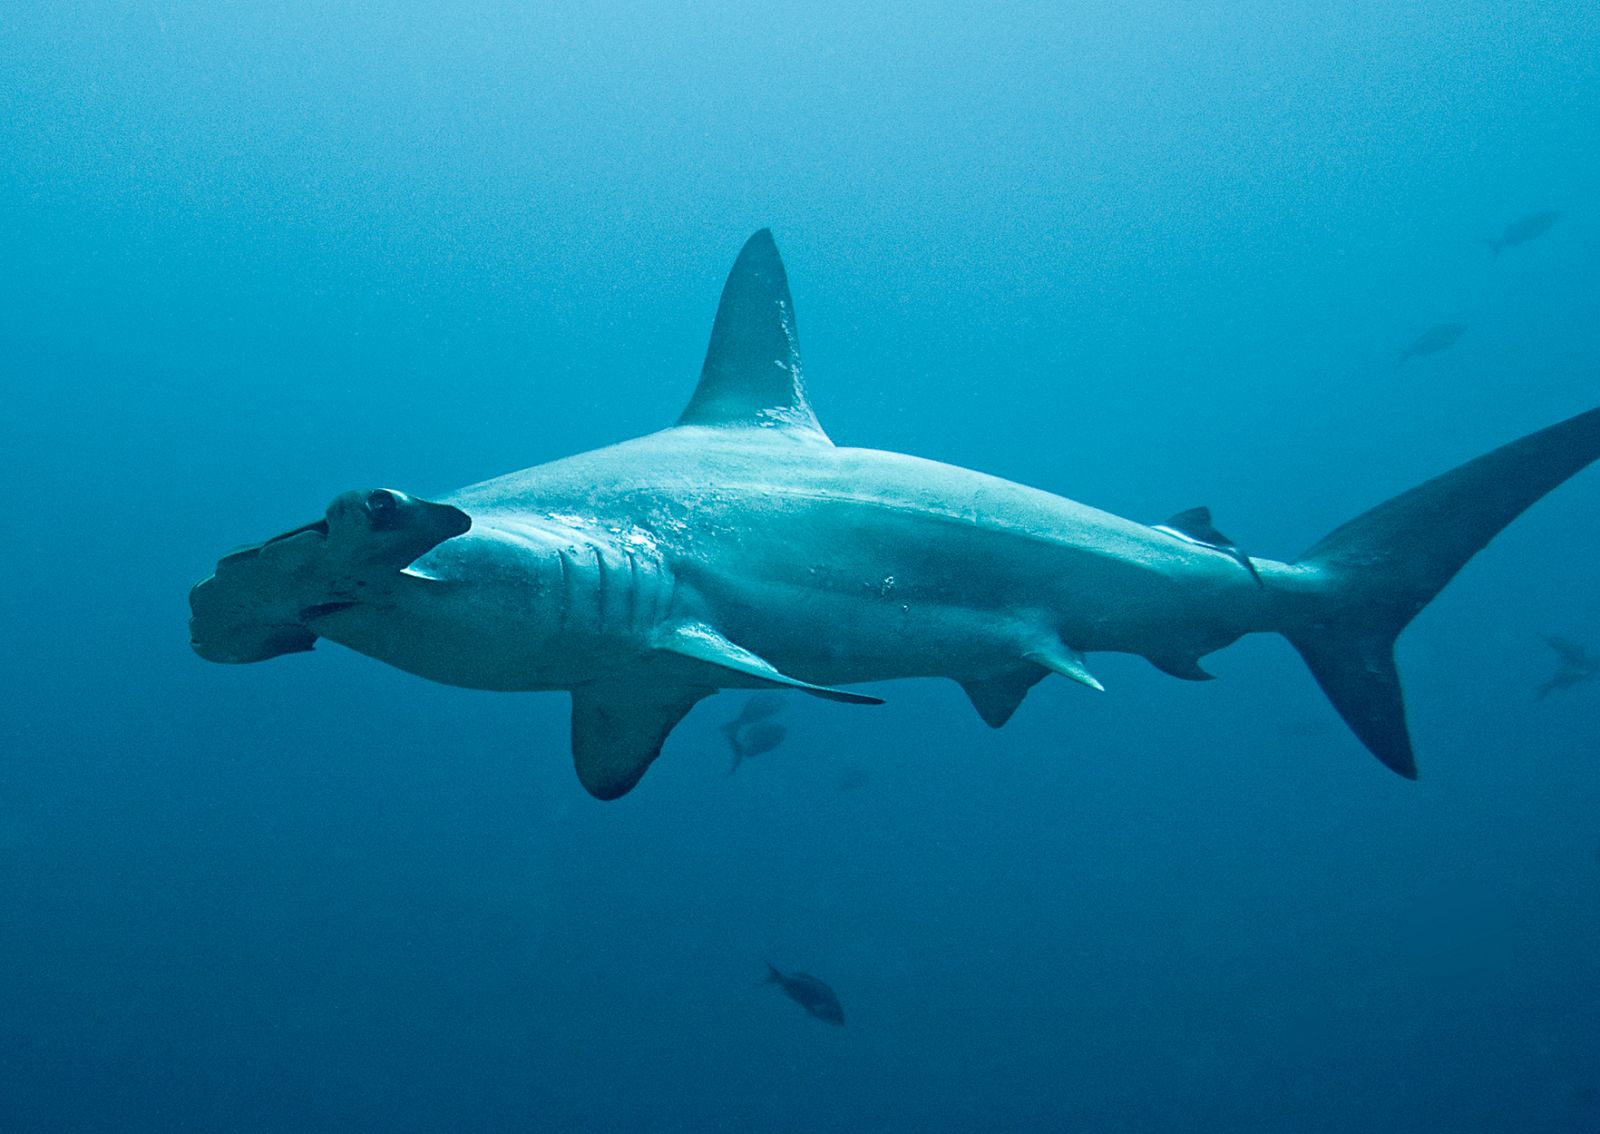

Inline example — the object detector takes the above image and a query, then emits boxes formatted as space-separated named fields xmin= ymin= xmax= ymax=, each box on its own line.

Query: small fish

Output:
xmin=834 ymin=767 xmax=871 ymax=792
xmin=719 ymin=691 xmax=786 ymax=740
xmin=727 ymin=722 xmax=788 ymax=774
xmin=1535 ymin=635 xmax=1600 ymax=699
xmin=764 ymin=962 xmax=845 ymax=1026
xmin=1485 ymin=210 xmax=1559 ymax=259
xmin=1396 ymin=322 xmax=1467 ymax=368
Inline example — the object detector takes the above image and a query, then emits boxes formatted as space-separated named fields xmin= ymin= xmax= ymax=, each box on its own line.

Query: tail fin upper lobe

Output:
xmin=1286 ymin=407 xmax=1600 ymax=778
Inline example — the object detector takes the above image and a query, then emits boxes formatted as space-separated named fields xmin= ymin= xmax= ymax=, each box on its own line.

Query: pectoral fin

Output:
xmin=655 ymin=621 xmax=884 ymax=705
xmin=570 ymin=682 xmax=710 ymax=800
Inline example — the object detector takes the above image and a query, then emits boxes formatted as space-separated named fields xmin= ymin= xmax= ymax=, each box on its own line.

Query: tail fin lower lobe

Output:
xmin=1286 ymin=407 xmax=1600 ymax=778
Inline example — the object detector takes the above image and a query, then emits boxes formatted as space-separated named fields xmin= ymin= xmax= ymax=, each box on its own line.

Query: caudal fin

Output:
xmin=1286 ymin=406 xmax=1600 ymax=777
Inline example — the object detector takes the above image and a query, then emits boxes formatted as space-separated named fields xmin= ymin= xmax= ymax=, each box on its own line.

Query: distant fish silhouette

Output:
xmin=727 ymin=722 xmax=787 ymax=774
xmin=1485 ymin=210 xmax=1559 ymax=259
xmin=1535 ymin=635 xmax=1600 ymax=699
xmin=1396 ymin=322 xmax=1466 ymax=368
xmin=764 ymin=962 xmax=845 ymax=1026
xmin=834 ymin=767 xmax=871 ymax=793
xmin=719 ymin=691 xmax=788 ymax=772
xmin=719 ymin=691 xmax=785 ymax=737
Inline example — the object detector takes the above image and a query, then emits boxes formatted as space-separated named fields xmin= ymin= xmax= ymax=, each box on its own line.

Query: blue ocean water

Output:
xmin=3 ymin=2 xmax=1599 ymax=1130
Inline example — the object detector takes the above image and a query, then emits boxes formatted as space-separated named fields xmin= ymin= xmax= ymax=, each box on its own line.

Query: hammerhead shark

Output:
xmin=190 ymin=230 xmax=1600 ymax=799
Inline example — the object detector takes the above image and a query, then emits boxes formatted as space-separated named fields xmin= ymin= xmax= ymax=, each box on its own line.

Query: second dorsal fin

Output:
xmin=675 ymin=230 xmax=830 ymax=441
xmin=1152 ymin=506 xmax=1262 ymax=587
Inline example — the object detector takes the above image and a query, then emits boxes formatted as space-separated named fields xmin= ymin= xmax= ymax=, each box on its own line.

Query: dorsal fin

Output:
xmin=1158 ymin=506 xmax=1227 ymax=545
xmin=676 ymin=230 xmax=830 ymax=440
xmin=1152 ymin=506 xmax=1262 ymax=587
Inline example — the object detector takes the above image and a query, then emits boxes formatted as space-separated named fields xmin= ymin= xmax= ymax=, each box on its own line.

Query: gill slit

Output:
xmin=592 ymin=542 xmax=610 ymax=632
xmin=557 ymin=549 xmax=574 ymax=631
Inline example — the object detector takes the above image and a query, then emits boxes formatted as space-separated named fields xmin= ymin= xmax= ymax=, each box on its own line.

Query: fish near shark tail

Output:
xmin=1282 ymin=406 xmax=1600 ymax=778
xmin=1483 ymin=237 xmax=1502 ymax=260
xmin=723 ymin=722 xmax=747 ymax=775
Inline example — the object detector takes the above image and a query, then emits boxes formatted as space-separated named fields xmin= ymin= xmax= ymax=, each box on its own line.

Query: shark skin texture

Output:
xmin=191 ymin=230 xmax=1600 ymax=800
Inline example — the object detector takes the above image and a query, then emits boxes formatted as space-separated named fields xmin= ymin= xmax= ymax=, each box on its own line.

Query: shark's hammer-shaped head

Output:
xmin=189 ymin=488 xmax=471 ymax=664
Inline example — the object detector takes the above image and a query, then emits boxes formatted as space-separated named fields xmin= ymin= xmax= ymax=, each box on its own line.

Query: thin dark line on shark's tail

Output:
xmin=1285 ymin=406 xmax=1600 ymax=778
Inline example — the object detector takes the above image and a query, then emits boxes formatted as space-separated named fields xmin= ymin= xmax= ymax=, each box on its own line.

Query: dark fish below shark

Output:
xmin=191 ymin=230 xmax=1600 ymax=799
xmin=764 ymin=963 xmax=845 ymax=1026
xmin=1535 ymin=635 xmax=1600 ymax=699
xmin=721 ymin=691 xmax=788 ymax=773
xmin=722 ymin=691 xmax=786 ymax=730
xmin=726 ymin=722 xmax=787 ymax=774
xmin=1485 ymin=209 xmax=1559 ymax=259
xmin=1396 ymin=322 xmax=1467 ymax=367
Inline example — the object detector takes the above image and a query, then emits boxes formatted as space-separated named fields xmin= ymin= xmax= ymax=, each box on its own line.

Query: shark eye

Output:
xmin=365 ymin=489 xmax=402 ymax=529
